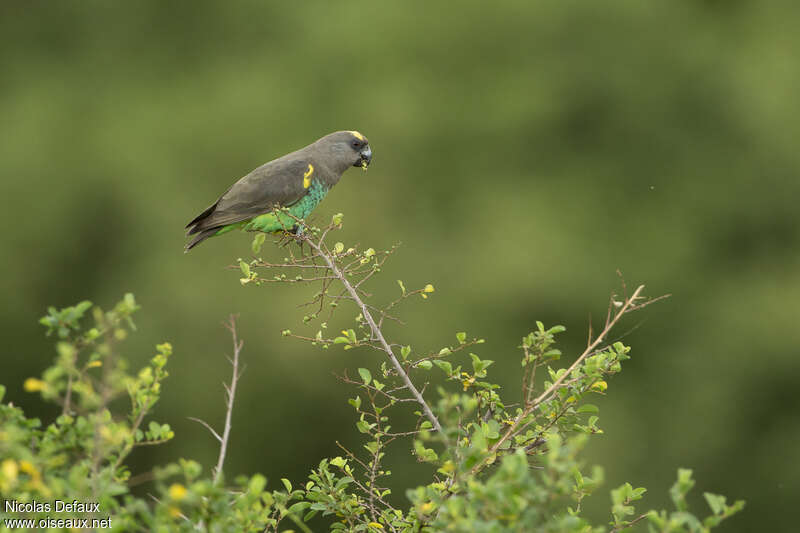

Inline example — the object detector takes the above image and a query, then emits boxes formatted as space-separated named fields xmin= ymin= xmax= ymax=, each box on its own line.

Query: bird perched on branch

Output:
xmin=184 ymin=130 xmax=372 ymax=251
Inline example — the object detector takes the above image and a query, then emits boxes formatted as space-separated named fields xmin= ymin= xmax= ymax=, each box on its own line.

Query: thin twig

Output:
xmin=188 ymin=315 xmax=244 ymax=485
xmin=187 ymin=417 xmax=222 ymax=442
xmin=62 ymin=374 xmax=73 ymax=416
xmin=214 ymin=315 xmax=244 ymax=484
xmin=611 ymin=512 xmax=651 ymax=532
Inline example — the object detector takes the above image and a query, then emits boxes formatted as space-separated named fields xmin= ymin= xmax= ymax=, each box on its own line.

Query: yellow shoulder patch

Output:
xmin=349 ymin=130 xmax=365 ymax=141
xmin=303 ymin=164 xmax=314 ymax=188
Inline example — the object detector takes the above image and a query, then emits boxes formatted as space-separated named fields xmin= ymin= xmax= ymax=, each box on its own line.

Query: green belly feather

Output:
xmin=214 ymin=180 xmax=329 ymax=236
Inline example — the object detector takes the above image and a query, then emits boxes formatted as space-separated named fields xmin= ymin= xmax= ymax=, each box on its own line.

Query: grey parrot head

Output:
xmin=315 ymin=131 xmax=372 ymax=174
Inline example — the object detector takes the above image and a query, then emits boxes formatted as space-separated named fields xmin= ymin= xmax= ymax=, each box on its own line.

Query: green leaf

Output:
xmin=576 ymin=404 xmax=599 ymax=414
xmin=611 ymin=483 xmax=632 ymax=505
xmin=249 ymin=474 xmax=267 ymax=493
xmin=456 ymin=332 xmax=467 ymax=344
xmin=334 ymin=476 xmax=353 ymax=490
xmin=433 ymin=360 xmax=453 ymax=375
xmin=348 ymin=396 xmax=362 ymax=410
xmin=482 ymin=419 xmax=500 ymax=439
xmin=397 ymin=279 xmax=406 ymax=295
xmin=469 ymin=353 xmax=494 ymax=376
xmin=573 ymin=468 xmax=584 ymax=489
xmin=122 ymin=293 xmax=136 ymax=310
xmin=288 ymin=501 xmax=311 ymax=515
xmin=281 ymin=478 xmax=293 ymax=492
xmin=670 ymin=468 xmax=695 ymax=511
xmin=251 ymin=233 xmax=266 ymax=254
xmin=417 ymin=360 xmax=432 ymax=370
xmin=400 ymin=346 xmax=411 ymax=360
xmin=358 ymin=368 xmax=372 ymax=386
xmin=413 ymin=440 xmax=439 ymax=462
xmin=239 ymin=260 xmax=251 ymax=277
xmin=704 ymin=492 xmax=726 ymax=515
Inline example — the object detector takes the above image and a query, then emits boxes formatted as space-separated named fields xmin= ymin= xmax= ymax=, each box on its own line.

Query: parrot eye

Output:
xmin=351 ymin=140 xmax=361 ymax=148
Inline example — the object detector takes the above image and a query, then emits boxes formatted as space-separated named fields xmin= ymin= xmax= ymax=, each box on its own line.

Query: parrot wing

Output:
xmin=186 ymin=157 xmax=312 ymax=235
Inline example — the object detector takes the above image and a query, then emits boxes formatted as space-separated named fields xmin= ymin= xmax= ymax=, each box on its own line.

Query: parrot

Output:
xmin=184 ymin=130 xmax=372 ymax=251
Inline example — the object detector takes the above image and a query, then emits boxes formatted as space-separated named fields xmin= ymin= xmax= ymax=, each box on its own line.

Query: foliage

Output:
xmin=1 ymin=222 xmax=744 ymax=531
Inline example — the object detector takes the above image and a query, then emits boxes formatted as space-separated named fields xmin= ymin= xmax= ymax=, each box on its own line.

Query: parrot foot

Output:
xmin=278 ymin=225 xmax=307 ymax=248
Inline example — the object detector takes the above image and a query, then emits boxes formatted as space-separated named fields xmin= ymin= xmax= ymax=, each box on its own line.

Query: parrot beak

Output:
xmin=357 ymin=146 xmax=372 ymax=171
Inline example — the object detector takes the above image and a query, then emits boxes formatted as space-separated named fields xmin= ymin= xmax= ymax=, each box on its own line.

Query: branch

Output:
xmin=533 ymin=286 xmax=644 ymax=406
xmin=189 ymin=315 xmax=244 ymax=485
xmin=470 ymin=285 xmax=647 ymax=475
xmin=215 ymin=315 xmax=244 ymax=484
xmin=304 ymin=238 xmax=444 ymax=435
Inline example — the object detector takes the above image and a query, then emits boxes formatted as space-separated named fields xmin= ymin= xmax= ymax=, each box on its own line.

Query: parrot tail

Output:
xmin=184 ymin=228 xmax=218 ymax=252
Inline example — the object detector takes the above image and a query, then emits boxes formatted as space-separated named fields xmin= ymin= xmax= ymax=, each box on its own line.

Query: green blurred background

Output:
xmin=2 ymin=1 xmax=798 ymax=530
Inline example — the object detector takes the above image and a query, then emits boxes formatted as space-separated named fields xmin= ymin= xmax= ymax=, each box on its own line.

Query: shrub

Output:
xmin=1 ymin=216 xmax=743 ymax=532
